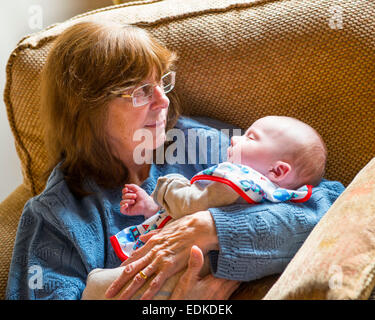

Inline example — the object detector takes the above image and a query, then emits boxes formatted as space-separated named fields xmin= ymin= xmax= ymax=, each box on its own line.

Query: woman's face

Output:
xmin=105 ymin=76 xmax=170 ymax=162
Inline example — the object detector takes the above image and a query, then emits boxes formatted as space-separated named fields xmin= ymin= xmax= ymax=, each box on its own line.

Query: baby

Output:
xmin=116 ymin=115 xmax=327 ymax=244
xmin=82 ymin=115 xmax=327 ymax=300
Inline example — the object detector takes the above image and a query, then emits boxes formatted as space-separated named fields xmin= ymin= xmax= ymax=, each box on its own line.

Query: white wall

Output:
xmin=0 ymin=0 xmax=113 ymax=202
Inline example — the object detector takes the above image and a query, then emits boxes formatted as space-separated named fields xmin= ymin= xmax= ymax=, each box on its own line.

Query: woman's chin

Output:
xmin=147 ymin=134 xmax=167 ymax=151
xmin=137 ymin=126 xmax=166 ymax=149
xmin=154 ymin=134 xmax=167 ymax=149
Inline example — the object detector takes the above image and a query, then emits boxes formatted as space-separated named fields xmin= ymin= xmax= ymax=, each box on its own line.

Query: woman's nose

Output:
xmin=150 ymin=85 xmax=169 ymax=110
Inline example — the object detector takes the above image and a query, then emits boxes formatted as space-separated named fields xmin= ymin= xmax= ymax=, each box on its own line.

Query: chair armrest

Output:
xmin=0 ymin=184 xmax=33 ymax=299
xmin=264 ymin=157 xmax=375 ymax=300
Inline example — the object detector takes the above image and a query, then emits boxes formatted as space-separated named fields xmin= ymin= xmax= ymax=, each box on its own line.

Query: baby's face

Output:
xmin=227 ymin=117 xmax=294 ymax=175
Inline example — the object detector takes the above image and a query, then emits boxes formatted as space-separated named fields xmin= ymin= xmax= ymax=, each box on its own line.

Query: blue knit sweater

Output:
xmin=6 ymin=116 xmax=345 ymax=299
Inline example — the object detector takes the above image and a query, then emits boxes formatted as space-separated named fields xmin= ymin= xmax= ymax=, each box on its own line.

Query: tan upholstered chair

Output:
xmin=1 ymin=0 xmax=375 ymax=299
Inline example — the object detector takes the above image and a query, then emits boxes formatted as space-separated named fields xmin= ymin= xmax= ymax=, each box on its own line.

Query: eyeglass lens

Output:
xmin=132 ymin=72 xmax=175 ymax=107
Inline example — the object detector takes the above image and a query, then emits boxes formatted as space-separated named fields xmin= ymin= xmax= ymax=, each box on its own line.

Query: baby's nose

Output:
xmin=231 ymin=136 xmax=239 ymax=146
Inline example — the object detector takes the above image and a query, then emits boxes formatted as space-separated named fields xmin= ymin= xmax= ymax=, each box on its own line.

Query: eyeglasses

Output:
xmin=120 ymin=71 xmax=176 ymax=107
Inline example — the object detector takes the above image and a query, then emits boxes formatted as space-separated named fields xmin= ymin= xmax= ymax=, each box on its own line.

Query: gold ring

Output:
xmin=139 ymin=270 xmax=147 ymax=280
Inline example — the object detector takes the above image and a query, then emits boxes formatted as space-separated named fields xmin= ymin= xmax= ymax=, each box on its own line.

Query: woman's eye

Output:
xmin=133 ymin=86 xmax=149 ymax=98
xmin=133 ymin=90 xmax=145 ymax=98
xmin=141 ymin=85 xmax=153 ymax=97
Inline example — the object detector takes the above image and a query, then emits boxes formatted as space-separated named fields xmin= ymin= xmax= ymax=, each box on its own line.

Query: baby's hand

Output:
xmin=120 ymin=184 xmax=160 ymax=218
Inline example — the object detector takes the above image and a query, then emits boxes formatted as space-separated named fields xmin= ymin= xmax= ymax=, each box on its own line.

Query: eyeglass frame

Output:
xmin=119 ymin=71 xmax=176 ymax=107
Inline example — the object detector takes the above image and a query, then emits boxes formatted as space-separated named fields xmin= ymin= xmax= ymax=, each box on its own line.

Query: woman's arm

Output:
xmin=6 ymin=198 xmax=87 ymax=299
xmin=208 ymin=179 xmax=345 ymax=281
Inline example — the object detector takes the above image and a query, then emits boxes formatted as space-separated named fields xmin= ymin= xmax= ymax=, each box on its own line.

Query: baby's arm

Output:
xmin=120 ymin=184 xmax=160 ymax=218
xmin=153 ymin=174 xmax=240 ymax=219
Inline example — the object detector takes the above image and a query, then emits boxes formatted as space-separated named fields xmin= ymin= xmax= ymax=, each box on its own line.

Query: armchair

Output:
xmin=1 ymin=0 xmax=374 ymax=299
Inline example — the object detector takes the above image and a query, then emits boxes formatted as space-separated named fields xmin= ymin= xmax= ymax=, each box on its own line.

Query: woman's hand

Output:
xmin=105 ymin=211 xmax=218 ymax=300
xmin=171 ymin=245 xmax=240 ymax=300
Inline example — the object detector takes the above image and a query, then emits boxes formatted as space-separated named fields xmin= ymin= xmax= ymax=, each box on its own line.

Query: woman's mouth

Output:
xmin=144 ymin=120 xmax=165 ymax=128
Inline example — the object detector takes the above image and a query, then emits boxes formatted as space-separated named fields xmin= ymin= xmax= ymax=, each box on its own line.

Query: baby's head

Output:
xmin=227 ymin=116 xmax=327 ymax=189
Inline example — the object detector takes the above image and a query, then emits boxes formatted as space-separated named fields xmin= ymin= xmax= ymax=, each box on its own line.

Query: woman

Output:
xmin=6 ymin=21 xmax=344 ymax=300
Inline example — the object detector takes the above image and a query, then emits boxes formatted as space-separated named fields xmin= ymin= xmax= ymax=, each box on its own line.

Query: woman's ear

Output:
xmin=267 ymin=161 xmax=292 ymax=183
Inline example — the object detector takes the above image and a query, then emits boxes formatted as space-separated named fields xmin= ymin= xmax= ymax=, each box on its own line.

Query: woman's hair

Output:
xmin=41 ymin=21 xmax=180 ymax=197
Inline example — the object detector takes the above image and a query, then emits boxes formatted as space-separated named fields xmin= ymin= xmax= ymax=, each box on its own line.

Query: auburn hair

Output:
xmin=41 ymin=21 xmax=180 ymax=197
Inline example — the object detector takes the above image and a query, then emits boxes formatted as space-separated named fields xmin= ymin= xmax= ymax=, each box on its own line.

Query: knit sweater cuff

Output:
xmin=208 ymin=206 xmax=256 ymax=280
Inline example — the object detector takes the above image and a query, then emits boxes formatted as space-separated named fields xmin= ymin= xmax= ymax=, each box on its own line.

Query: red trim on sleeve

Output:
xmin=290 ymin=185 xmax=313 ymax=203
xmin=190 ymin=174 xmax=258 ymax=204
xmin=110 ymin=215 xmax=172 ymax=263
xmin=157 ymin=215 xmax=172 ymax=229
xmin=110 ymin=235 xmax=128 ymax=262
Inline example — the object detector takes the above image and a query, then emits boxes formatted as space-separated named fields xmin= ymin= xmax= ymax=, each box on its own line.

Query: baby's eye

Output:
xmin=247 ymin=133 xmax=255 ymax=140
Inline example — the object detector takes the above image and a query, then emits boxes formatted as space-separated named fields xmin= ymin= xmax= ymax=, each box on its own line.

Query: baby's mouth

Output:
xmin=227 ymin=147 xmax=232 ymax=159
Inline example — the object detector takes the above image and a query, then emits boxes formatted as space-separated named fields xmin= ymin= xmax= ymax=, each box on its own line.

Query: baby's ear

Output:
xmin=267 ymin=161 xmax=292 ymax=183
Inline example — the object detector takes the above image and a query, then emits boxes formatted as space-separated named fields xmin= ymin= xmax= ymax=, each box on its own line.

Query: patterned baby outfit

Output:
xmin=110 ymin=162 xmax=312 ymax=261
xmin=110 ymin=209 xmax=171 ymax=261
xmin=191 ymin=162 xmax=312 ymax=204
